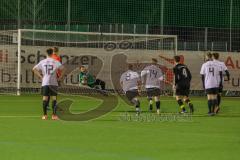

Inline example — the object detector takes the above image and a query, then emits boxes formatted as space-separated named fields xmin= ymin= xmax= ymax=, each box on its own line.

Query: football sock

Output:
xmin=46 ymin=96 xmax=50 ymax=107
xmin=212 ymin=99 xmax=218 ymax=112
xmin=217 ymin=94 xmax=221 ymax=106
xmin=177 ymin=99 xmax=185 ymax=111
xmin=135 ymin=99 xmax=140 ymax=113
xmin=177 ymin=99 xmax=183 ymax=106
xmin=131 ymin=98 xmax=140 ymax=111
xmin=185 ymin=99 xmax=194 ymax=113
xmin=148 ymin=98 xmax=153 ymax=110
xmin=156 ymin=101 xmax=160 ymax=110
xmin=43 ymin=100 xmax=48 ymax=115
xmin=135 ymin=105 xmax=140 ymax=112
xmin=52 ymin=100 xmax=57 ymax=115
xmin=208 ymin=100 xmax=212 ymax=113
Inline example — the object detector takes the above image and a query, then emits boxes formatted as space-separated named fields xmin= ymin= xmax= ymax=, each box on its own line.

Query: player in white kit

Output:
xmin=141 ymin=58 xmax=163 ymax=114
xmin=212 ymin=52 xmax=230 ymax=113
xmin=200 ymin=53 xmax=223 ymax=116
xmin=32 ymin=48 xmax=65 ymax=120
xmin=120 ymin=64 xmax=141 ymax=115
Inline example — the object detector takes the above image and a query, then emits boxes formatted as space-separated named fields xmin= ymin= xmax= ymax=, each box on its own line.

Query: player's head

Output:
xmin=80 ymin=65 xmax=88 ymax=72
xmin=173 ymin=55 xmax=181 ymax=64
xmin=206 ymin=52 xmax=212 ymax=61
xmin=46 ymin=48 xmax=53 ymax=57
xmin=52 ymin=47 xmax=59 ymax=54
xmin=128 ymin=64 xmax=133 ymax=70
xmin=151 ymin=58 xmax=158 ymax=64
xmin=212 ymin=52 xmax=219 ymax=60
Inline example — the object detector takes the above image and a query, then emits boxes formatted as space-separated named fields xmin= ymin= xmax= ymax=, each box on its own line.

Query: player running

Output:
xmin=200 ymin=53 xmax=223 ymax=116
xmin=173 ymin=55 xmax=194 ymax=113
xmin=212 ymin=52 xmax=230 ymax=113
xmin=141 ymin=58 xmax=163 ymax=115
xmin=120 ymin=64 xmax=141 ymax=115
xmin=32 ymin=48 xmax=65 ymax=120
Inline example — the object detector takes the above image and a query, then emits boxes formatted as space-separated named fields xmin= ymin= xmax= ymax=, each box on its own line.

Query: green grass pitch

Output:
xmin=0 ymin=94 xmax=239 ymax=160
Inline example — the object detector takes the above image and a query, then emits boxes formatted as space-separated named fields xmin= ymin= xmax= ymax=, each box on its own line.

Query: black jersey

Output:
xmin=173 ymin=64 xmax=192 ymax=86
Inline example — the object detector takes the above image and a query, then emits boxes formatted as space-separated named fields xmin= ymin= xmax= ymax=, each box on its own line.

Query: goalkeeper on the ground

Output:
xmin=79 ymin=65 xmax=106 ymax=90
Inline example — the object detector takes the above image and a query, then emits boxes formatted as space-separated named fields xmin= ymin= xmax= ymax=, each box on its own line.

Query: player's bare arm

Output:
xmin=57 ymin=66 xmax=66 ymax=82
xmin=32 ymin=68 xmax=43 ymax=80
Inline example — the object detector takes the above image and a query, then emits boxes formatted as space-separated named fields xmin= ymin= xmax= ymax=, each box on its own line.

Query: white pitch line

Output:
xmin=0 ymin=115 xmax=40 ymax=118
xmin=0 ymin=113 xmax=239 ymax=119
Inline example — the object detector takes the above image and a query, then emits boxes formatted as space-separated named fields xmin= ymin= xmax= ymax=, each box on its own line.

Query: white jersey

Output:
xmin=141 ymin=65 xmax=163 ymax=89
xmin=213 ymin=59 xmax=228 ymax=72
xmin=200 ymin=60 xmax=222 ymax=89
xmin=120 ymin=70 xmax=140 ymax=93
xmin=33 ymin=58 xmax=62 ymax=86
xmin=213 ymin=59 xmax=228 ymax=82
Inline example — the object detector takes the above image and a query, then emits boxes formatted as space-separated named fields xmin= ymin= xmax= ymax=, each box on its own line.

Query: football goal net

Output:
xmin=0 ymin=29 xmax=177 ymax=95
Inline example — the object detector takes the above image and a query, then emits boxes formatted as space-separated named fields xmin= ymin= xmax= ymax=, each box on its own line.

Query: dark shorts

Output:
xmin=41 ymin=85 xmax=58 ymax=96
xmin=218 ymin=87 xmax=223 ymax=93
xmin=126 ymin=89 xmax=139 ymax=101
xmin=176 ymin=85 xmax=190 ymax=96
xmin=146 ymin=88 xmax=161 ymax=97
xmin=206 ymin=88 xmax=219 ymax=94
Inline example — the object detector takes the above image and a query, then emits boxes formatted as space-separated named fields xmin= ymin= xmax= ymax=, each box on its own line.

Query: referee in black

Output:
xmin=173 ymin=55 xmax=194 ymax=113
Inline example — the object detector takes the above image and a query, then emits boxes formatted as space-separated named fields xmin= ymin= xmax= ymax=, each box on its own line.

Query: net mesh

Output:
xmin=12 ymin=30 xmax=176 ymax=95
xmin=0 ymin=30 xmax=18 ymax=94
xmin=0 ymin=0 xmax=239 ymax=51
xmin=0 ymin=1 xmax=240 ymax=94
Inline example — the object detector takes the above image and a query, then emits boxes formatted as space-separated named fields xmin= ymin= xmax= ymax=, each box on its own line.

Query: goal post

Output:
xmin=3 ymin=29 xmax=177 ymax=95
xmin=0 ymin=30 xmax=18 ymax=95
xmin=17 ymin=29 xmax=21 ymax=95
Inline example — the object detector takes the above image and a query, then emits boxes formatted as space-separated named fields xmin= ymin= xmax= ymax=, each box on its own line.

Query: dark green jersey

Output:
xmin=79 ymin=72 xmax=96 ymax=88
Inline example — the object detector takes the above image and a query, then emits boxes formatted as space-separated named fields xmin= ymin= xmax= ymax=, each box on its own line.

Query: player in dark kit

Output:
xmin=173 ymin=56 xmax=194 ymax=113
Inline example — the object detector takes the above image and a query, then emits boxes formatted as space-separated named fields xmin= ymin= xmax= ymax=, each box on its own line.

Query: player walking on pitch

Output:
xmin=173 ymin=56 xmax=194 ymax=113
xmin=212 ymin=52 xmax=230 ymax=113
xmin=120 ymin=64 xmax=141 ymax=115
xmin=32 ymin=48 xmax=65 ymax=120
xmin=141 ymin=58 xmax=163 ymax=114
xmin=200 ymin=53 xmax=223 ymax=116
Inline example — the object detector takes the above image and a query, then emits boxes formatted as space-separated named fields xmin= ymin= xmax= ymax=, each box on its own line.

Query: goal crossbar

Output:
xmin=16 ymin=29 xmax=178 ymax=95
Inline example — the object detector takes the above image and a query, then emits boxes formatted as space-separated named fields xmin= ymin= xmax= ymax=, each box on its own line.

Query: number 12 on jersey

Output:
xmin=44 ymin=65 xmax=54 ymax=75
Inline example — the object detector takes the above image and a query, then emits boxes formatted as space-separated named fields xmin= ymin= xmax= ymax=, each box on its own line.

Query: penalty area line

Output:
xmin=0 ymin=115 xmax=40 ymax=118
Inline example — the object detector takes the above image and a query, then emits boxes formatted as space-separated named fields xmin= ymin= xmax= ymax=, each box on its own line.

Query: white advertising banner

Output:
xmin=0 ymin=45 xmax=240 ymax=91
